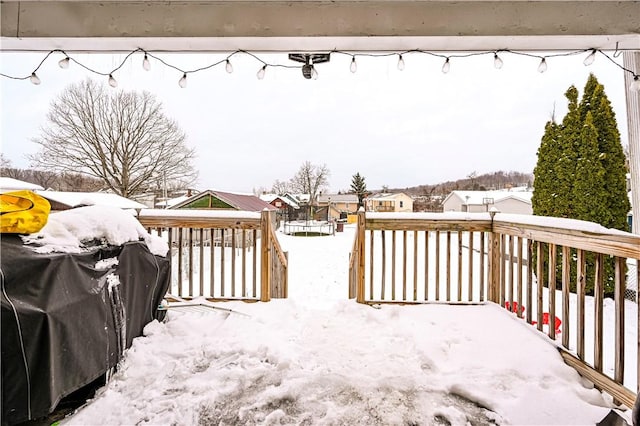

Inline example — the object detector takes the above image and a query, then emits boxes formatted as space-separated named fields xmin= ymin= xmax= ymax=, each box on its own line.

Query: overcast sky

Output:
xmin=0 ymin=50 xmax=630 ymax=194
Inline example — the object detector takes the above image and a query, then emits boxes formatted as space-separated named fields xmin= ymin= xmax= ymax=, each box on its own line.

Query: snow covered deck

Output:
xmin=64 ymin=221 xmax=637 ymax=424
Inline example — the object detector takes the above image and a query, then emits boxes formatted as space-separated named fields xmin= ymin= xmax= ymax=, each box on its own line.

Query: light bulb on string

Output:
xmin=257 ymin=65 xmax=266 ymax=80
xmin=493 ymin=53 xmax=503 ymax=69
xmin=225 ymin=59 xmax=233 ymax=74
xmin=631 ymin=75 xmax=640 ymax=92
xmin=108 ymin=74 xmax=118 ymax=88
xmin=441 ymin=57 xmax=450 ymax=74
xmin=350 ymin=57 xmax=357 ymax=73
xmin=178 ymin=73 xmax=187 ymax=88
xmin=30 ymin=72 xmax=41 ymax=85
xmin=397 ymin=54 xmax=405 ymax=71
xmin=583 ymin=49 xmax=596 ymax=66
xmin=537 ymin=57 xmax=548 ymax=73
xmin=142 ymin=54 xmax=151 ymax=71
xmin=311 ymin=66 xmax=318 ymax=80
xmin=58 ymin=56 xmax=70 ymax=69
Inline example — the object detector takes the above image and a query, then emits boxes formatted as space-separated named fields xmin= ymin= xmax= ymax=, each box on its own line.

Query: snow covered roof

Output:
xmin=260 ymin=193 xmax=300 ymax=209
xmin=444 ymin=190 xmax=533 ymax=206
xmin=366 ymin=192 xmax=410 ymax=201
xmin=287 ymin=193 xmax=310 ymax=203
xmin=317 ymin=193 xmax=359 ymax=203
xmin=171 ymin=190 xmax=276 ymax=212
xmin=155 ymin=195 xmax=190 ymax=208
xmin=0 ymin=177 xmax=44 ymax=192
xmin=37 ymin=190 xmax=147 ymax=210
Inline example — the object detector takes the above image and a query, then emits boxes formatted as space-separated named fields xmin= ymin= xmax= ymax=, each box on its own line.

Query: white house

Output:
xmin=37 ymin=190 xmax=148 ymax=211
xmin=0 ymin=177 xmax=44 ymax=192
xmin=365 ymin=193 xmax=413 ymax=213
xmin=442 ymin=190 xmax=533 ymax=215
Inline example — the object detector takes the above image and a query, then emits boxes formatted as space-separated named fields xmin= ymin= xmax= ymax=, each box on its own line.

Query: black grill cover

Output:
xmin=1 ymin=235 xmax=170 ymax=424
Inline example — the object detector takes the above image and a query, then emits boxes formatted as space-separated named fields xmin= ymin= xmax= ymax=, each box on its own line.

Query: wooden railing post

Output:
xmin=487 ymin=208 xmax=501 ymax=303
xmin=260 ymin=209 xmax=272 ymax=302
xmin=356 ymin=208 xmax=366 ymax=303
xmin=283 ymin=251 xmax=289 ymax=298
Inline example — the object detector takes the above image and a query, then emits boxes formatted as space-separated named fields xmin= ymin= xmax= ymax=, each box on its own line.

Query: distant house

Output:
xmin=365 ymin=193 xmax=413 ymax=213
xmin=37 ymin=190 xmax=147 ymax=211
xmin=316 ymin=193 xmax=359 ymax=221
xmin=0 ymin=177 xmax=44 ymax=193
xmin=260 ymin=193 xmax=300 ymax=221
xmin=442 ymin=190 xmax=533 ymax=214
xmin=170 ymin=190 xmax=276 ymax=212
xmin=168 ymin=190 xmax=276 ymax=247
xmin=155 ymin=195 xmax=191 ymax=209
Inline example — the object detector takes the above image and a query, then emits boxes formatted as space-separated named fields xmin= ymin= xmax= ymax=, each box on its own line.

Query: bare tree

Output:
xmin=289 ymin=161 xmax=330 ymax=206
xmin=0 ymin=153 xmax=12 ymax=171
xmin=29 ymin=79 xmax=198 ymax=198
xmin=271 ymin=179 xmax=290 ymax=195
xmin=252 ymin=186 xmax=270 ymax=196
xmin=59 ymin=171 xmax=104 ymax=192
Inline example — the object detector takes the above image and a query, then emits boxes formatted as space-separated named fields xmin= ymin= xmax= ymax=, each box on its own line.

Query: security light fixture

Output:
xmin=288 ymin=53 xmax=330 ymax=80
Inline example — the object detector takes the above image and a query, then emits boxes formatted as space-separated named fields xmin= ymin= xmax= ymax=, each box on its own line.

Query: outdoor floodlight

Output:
xmin=289 ymin=53 xmax=331 ymax=80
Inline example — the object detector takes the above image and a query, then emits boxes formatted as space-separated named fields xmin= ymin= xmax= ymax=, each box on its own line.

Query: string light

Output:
xmin=631 ymin=75 xmax=640 ymax=92
xmin=2 ymin=47 xmax=638 ymax=94
xmin=30 ymin=72 xmax=41 ymax=85
xmin=178 ymin=73 xmax=187 ymax=88
xmin=537 ymin=57 xmax=548 ymax=73
xmin=257 ymin=65 xmax=266 ymax=80
xmin=441 ymin=57 xmax=450 ymax=74
xmin=142 ymin=54 xmax=151 ymax=71
xmin=350 ymin=57 xmax=357 ymax=73
xmin=583 ymin=49 xmax=596 ymax=66
xmin=493 ymin=52 xmax=503 ymax=69
xmin=108 ymin=74 xmax=117 ymax=88
xmin=58 ymin=56 xmax=70 ymax=69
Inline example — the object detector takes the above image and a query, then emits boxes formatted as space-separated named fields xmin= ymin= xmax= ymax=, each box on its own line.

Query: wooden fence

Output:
xmin=349 ymin=209 xmax=640 ymax=408
xmin=138 ymin=209 xmax=287 ymax=302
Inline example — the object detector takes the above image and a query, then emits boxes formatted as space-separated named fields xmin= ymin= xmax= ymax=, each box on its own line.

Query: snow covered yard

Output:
xmin=62 ymin=223 xmax=627 ymax=425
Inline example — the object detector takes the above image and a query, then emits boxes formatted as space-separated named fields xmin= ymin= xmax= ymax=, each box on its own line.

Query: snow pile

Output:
xmin=65 ymin=225 xmax=620 ymax=425
xmin=67 ymin=301 xmax=611 ymax=425
xmin=21 ymin=205 xmax=168 ymax=256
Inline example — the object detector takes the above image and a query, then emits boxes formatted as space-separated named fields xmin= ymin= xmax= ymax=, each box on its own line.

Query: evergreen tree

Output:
xmin=573 ymin=111 xmax=607 ymax=223
xmin=555 ymin=86 xmax=581 ymax=218
xmin=578 ymin=74 xmax=630 ymax=231
xmin=350 ymin=172 xmax=367 ymax=208
xmin=532 ymin=121 xmax=561 ymax=217
xmin=532 ymin=74 xmax=629 ymax=298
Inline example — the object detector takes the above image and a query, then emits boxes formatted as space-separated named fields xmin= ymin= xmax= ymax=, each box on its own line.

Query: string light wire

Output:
xmin=1 ymin=47 xmax=638 ymax=91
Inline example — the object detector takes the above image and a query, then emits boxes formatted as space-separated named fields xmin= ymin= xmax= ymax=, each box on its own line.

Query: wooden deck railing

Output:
xmin=138 ymin=209 xmax=287 ymax=302
xmin=349 ymin=209 xmax=640 ymax=408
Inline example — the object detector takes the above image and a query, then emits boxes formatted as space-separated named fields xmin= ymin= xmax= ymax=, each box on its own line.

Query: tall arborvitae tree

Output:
xmin=578 ymin=74 xmax=630 ymax=231
xmin=573 ymin=112 xmax=607 ymax=224
xmin=532 ymin=121 xmax=561 ymax=217
xmin=555 ymin=86 xmax=581 ymax=218
xmin=350 ymin=172 xmax=367 ymax=208
xmin=533 ymin=74 xmax=629 ymax=297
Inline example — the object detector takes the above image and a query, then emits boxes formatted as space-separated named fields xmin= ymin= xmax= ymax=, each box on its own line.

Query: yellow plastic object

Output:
xmin=0 ymin=190 xmax=51 ymax=234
